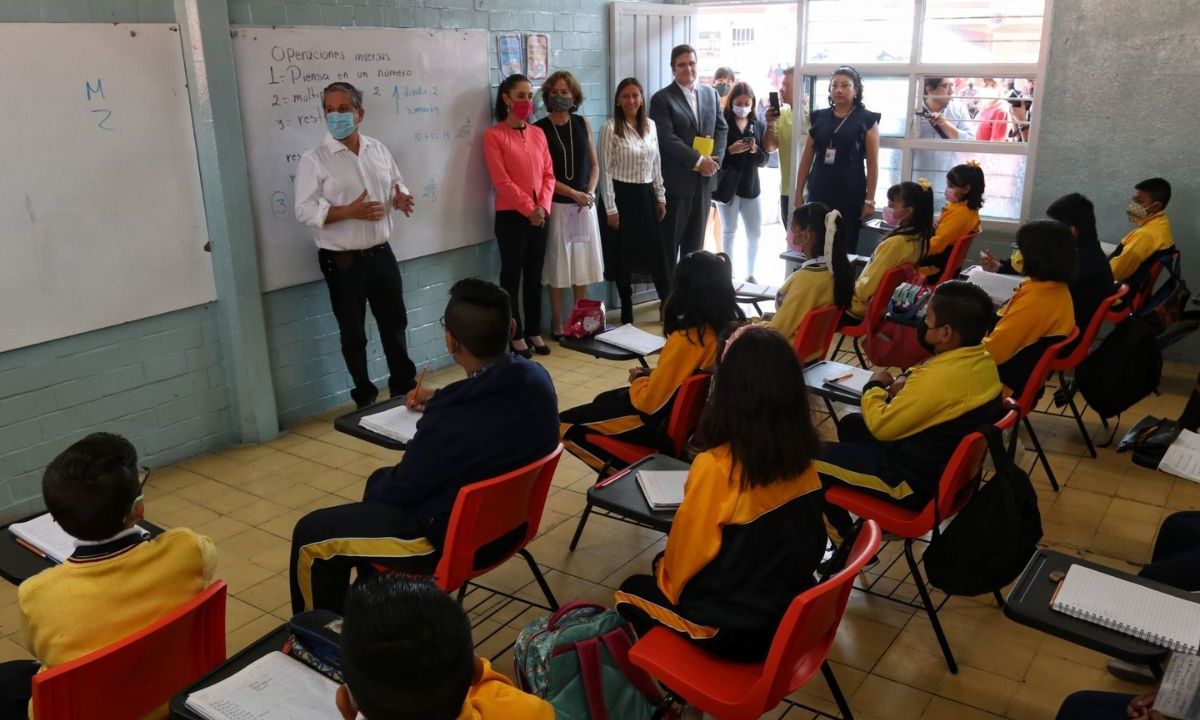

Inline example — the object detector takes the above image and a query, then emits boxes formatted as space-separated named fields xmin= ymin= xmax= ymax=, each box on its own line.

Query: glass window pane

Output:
xmin=808 ymin=75 xmax=910 ymax=138
xmin=914 ymin=76 xmax=1034 ymax=142
xmin=806 ymin=0 xmax=915 ymax=64
xmin=875 ymin=148 xmax=902 ymax=208
xmin=921 ymin=0 xmax=1044 ymax=64
xmin=910 ymin=151 xmax=1026 ymax=221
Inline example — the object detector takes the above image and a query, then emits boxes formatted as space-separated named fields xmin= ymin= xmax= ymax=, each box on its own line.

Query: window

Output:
xmin=796 ymin=0 xmax=1048 ymax=223
xmin=731 ymin=28 xmax=755 ymax=46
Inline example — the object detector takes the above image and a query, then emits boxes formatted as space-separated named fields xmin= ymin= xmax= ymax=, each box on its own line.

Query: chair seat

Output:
xmin=824 ymin=486 xmax=931 ymax=538
xmin=587 ymin=433 xmax=656 ymax=466
xmin=839 ymin=320 xmax=867 ymax=338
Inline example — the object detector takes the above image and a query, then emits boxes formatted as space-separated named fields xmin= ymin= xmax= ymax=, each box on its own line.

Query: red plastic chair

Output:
xmin=428 ymin=445 xmax=564 ymax=609
xmin=825 ymin=408 xmax=1018 ymax=673
xmin=1008 ymin=329 xmax=1079 ymax=491
xmin=833 ymin=264 xmax=913 ymax=367
xmin=628 ymin=521 xmax=882 ymax=720
xmin=31 ymin=581 xmax=227 ymax=720
xmin=569 ymin=374 xmax=711 ymax=551
xmin=1048 ymin=285 xmax=1128 ymax=458
xmin=794 ymin=304 xmax=845 ymax=365
xmin=929 ymin=230 xmax=980 ymax=286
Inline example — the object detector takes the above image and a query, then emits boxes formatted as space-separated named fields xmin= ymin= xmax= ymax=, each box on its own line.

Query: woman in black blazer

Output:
xmin=714 ymin=82 xmax=774 ymax=282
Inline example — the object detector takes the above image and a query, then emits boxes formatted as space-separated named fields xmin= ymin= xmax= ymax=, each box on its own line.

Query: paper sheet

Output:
xmin=636 ymin=470 xmax=688 ymax=509
xmin=1160 ymin=429 xmax=1200 ymax=484
xmin=359 ymin=405 xmax=423 ymax=443
xmin=563 ymin=205 xmax=594 ymax=244
xmin=1155 ymin=653 xmax=1200 ymax=720
xmin=595 ymin=324 xmax=666 ymax=356
xmin=962 ymin=265 xmax=1024 ymax=306
xmin=184 ymin=651 xmax=340 ymax=720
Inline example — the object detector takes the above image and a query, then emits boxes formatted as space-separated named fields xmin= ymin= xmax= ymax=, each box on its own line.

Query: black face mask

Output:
xmin=916 ymin=324 xmax=942 ymax=354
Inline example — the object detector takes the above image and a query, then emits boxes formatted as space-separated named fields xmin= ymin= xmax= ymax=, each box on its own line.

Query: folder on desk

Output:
xmin=692 ymin=135 xmax=714 ymax=161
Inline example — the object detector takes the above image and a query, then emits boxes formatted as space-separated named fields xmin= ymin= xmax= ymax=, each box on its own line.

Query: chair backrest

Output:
xmin=664 ymin=373 xmax=713 ymax=456
xmin=866 ymin=264 xmax=914 ymax=330
xmin=754 ymin=520 xmax=882 ymax=706
xmin=1052 ymin=284 xmax=1129 ymax=371
xmin=1013 ymin=328 xmax=1080 ymax=416
xmin=1130 ymin=249 xmax=1178 ymax=313
xmin=31 ymin=581 xmax=228 ymax=720
xmin=934 ymin=230 xmax=980 ymax=285
xmin=793 ymin=304 xmax=844 ymax=363
xmin=434 ymin=445 xmax=564 ymax=593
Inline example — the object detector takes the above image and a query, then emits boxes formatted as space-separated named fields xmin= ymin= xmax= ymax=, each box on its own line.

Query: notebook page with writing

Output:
xmin=636 ymin=470 xmax=688 ymax=510
xmin=1051 ymin=564 xmax=1200 ymax=654
xmin=359 ymin=405 xmax=423 ymax=443
xmin=1155 ymin=653 xmax=1200 ymax=720
xmin=10 ymin=513 xmax=147 ymax=564
xmin=595 ymin=324 xmax=667 ymax=356
xmin=1159 ymin=429 xmax=1200 ymax=484
xmin=184 ymin=651 xmax=339 ymax=720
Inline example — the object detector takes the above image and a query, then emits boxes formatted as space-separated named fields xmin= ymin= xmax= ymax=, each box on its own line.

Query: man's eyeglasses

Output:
xmin=131 ymin=466 xmax=151 ymax=512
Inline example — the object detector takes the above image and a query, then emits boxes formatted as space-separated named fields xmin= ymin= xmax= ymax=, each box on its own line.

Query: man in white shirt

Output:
xmin=918 ymin=77 xmax=975 ymax=140
xmin=649 ymin=44 xmax=728 ymax=273
xmin=294 ymin=82 xmax=418 ymax=409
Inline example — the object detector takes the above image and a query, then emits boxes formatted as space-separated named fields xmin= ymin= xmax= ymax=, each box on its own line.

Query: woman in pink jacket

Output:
xmin=483 ymin=74 xmax=558 ymax=357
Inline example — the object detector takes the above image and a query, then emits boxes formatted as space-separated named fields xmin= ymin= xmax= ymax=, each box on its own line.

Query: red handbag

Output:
xmin=564 ymin=299 xmax=606 ymax=339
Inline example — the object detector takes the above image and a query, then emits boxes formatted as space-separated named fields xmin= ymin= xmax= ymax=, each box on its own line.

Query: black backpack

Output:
xmin=923 ymin=424 xmax=1043 ymax=597
xmin=1075 ymin=315 xmax=1163 ymax=419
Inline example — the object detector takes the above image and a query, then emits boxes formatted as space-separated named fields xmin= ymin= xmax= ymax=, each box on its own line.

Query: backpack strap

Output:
xmin=548 ymin=602 xmax=607 ymax=631
xmin=576 ymin=637 xmax=610 ymax=720
xmin=599 ymin=628 xmax=665 ymax=705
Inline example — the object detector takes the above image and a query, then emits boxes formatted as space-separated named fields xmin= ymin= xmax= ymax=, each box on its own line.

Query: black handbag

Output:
xmin=712 ymin=163 xmax=742 ymax=204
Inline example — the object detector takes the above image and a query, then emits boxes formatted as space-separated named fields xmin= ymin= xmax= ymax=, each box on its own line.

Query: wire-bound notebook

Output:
xmin=1051 ymin=565 xmax=1200 ymax=654
xmin=636 ymin=470 xmax=688 ymax=510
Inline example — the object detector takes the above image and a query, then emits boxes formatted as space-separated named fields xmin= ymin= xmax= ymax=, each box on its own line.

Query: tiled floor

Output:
xmin=2 ymin=306 xmax=1196 ymax=719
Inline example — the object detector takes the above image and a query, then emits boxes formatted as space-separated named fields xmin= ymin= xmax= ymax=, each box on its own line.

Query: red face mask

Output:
xmin=510 ymin=100 xmax=533 ymax=121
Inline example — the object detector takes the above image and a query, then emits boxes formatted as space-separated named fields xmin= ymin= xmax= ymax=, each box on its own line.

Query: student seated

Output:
xmin=1140 ymin=510 xmax=1200 ymax=592
xmin=1109 ymin=177 xmax=1174 ymax=286
xmin=984 ymin=219 xmax=1077 ymax=394
xmin=0 ymin=433 xmax=216 ymax=717
xmin=560 ymin=251 xmax=744 ymax=471
xmin=289 ymin=279 xmax=558 ymax=614
xmin=337 ymin=575 xmax=553 ymax=720
xmin=919 ymin=162 xmax=984 ymax=278
xmin=767 ymin=202 xmax=853 ymax=352
xmin=816 ymin=282 xmax=1004 ymax=543
xmin=846 ymin=180 xmax=934 ymax=322
xmin=981 ymin=193 xmax=1115 ymax=337
xmin=615 ymin=326 xmax=827 ymax=662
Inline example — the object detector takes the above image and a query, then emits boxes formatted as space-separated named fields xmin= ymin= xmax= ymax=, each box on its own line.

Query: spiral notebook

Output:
xmin=1050 ymin=564 xmax=1200 ymax=654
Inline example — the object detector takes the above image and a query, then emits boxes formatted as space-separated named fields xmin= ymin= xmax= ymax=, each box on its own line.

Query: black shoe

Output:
xmin=355 ymin=396 xmax=378 ymax=410
xmin=550 ymin=332 xmax=565 ymax=342
xmin=510 ymin=342 xmax=533 ymax=359
xmin=528 ymin=337 xmax=551 ymax=356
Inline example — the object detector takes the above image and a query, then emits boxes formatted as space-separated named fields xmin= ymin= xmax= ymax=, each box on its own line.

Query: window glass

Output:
xmin=914 ymin=76 xmax=1035 ymax=142
xmin=810 ymin=75 xmax=910 ymax=138
xmin=805 ymin=0 xmax=916 ymax=64
xmin=921 ymin=0 xmax=1044 ymax=64
xmin=875 ymin=148 xmax=903 ymax=208
xmin=912 ymin=151 xmax=1027 ymax=221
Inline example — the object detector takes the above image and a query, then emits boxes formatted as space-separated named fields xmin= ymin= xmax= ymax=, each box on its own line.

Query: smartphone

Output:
xmin=769 ymin=92 xmax=780 ymax=111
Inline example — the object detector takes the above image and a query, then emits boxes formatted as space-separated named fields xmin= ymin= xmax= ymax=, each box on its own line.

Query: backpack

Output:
xmin=1075 ymin=315 xmax=1163 ymax=419
xmin=862 ymin=278 xmax=933 ymax=370
xmin=923 ymin=424 xmax=1043 ymax=597
xmin=513 ymin=602 xmax=664 ymax=720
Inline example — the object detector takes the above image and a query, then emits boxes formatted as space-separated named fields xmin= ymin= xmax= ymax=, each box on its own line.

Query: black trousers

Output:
xmin=1139 ymin=510 xmax=1200 ymax=591
xmin=1179 ymin=369 xmax=1200 ymax=431
xmin=495 ymin=210 xmax=548 ymax=338
xmin=1055 ymin=691 xmax=1132 ymax=720
xmin=661 ymin=189 xmax=711 ymax=274
xmin=612 ymin=181 xmax=671 ymax=324
xmin=780 ymin=195 xmax=791 ymax=227
xmin=289 ymin=501 xmax=439 ymax=615
xmin=0 ymin=660 xmax=36 ymax=720
xmin=319 ymin=244 xmax=417 ymax=407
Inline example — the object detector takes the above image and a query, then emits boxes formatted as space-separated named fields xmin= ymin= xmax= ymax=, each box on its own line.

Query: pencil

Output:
xmin=828 ymin=373 xmax=854 ymax=383
xmin=412 ymin=365 xmax=427 ymax=401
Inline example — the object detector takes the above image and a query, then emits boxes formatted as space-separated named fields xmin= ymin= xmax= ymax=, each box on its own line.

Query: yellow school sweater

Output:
xmin=984 ymin=280 xmax=1075 ymax=367
xmin=927 ymin=202 xmax=980 ymax=258
xmin=850 ymin=232 xmax=924 ymax=318
xmin=629 ymin=328 xmax=718 ymax=416
xmin=1110 ymin=213 xmax=1174 ymax=282
xmin=768 ymin=263 xmax=834 ymax=345
xmin=19 ymin=528 xmax=217 ymax=671
xmin=459 ymin=658 xmax=555 ymax=720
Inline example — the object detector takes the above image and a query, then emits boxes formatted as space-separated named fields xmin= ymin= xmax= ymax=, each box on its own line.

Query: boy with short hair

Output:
xmin=816 ymin=281 xmax=1004 ymax=541
xmin=1 ymin=433 xmax=216 ymax=715
xmin=336 ymin=575 xmax=553 ymax=720
xmin=1110 ymin=177 xmax=1174 ymax=284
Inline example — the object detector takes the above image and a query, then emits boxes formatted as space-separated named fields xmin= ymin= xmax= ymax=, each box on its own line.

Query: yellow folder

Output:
xmin=692 ymin=135 xmax=714 ymax=159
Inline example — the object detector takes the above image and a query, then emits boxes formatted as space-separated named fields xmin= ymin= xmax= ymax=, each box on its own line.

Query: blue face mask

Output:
xmin=326 ymin=111 xmax=357 ymax=140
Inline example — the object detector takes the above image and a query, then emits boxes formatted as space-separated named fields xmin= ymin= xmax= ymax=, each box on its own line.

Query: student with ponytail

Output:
xmin=847 ymin=180 xmax=934 ymax=321
xmin=768 ymin=202 xmax=854 ymax=350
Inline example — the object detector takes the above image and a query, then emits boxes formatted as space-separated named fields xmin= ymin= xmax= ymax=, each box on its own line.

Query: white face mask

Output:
xmin=732 ymin=105 xmax=752 ymax=118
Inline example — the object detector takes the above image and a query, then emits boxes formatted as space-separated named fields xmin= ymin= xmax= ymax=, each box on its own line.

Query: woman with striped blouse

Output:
xmin=599 ymin=77 xmax=672 ymax=325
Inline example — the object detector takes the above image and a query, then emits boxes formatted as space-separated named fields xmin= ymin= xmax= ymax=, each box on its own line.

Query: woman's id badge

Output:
xmin=824 ymin=147 xmax=837 ymax=164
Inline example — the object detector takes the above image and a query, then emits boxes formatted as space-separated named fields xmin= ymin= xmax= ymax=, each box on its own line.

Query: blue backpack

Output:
xmin=513 ymin=602 xmax=664 ymax=720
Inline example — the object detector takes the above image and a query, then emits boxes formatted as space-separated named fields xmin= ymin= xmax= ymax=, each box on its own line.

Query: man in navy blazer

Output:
xmin=650 ymin=44 xmax=728 ymax=273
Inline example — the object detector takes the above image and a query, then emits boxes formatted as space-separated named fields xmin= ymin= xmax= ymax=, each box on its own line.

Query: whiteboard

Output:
xmin=0 ymin=24 xmax=215 ymax=353
xmin=231 ymin=27 xmax=492 ymax=291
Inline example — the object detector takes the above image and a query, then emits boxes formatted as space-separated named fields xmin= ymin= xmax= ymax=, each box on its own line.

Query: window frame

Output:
xmin=793 ymin=0 xmax=1055 ymax=229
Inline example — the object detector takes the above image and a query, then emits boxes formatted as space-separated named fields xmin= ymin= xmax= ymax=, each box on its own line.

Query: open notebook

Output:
xmin=9 ymin=513 xmax=147 ymax=564
xmin=595 ymin=324 xmax=666 ymax=356
xmin=1051 ymin=564 xmax=1200 ymax=654
xmin=184 ymin=651 xmax=340 ymax=720
xmin=803 ymin=362 xmax=875 ymax=399
xmin=962 ymin=265 xmax=1024 ymax=306
xmin=733 ymin=281 xmax=780 ymax=298
xmin=1159 ymin=429 xmax=1200 ymax=484
xmin=636 ymin=470 xmax=688 ymax=510
xmin=359 ymin=405 xmax=423 ymax=444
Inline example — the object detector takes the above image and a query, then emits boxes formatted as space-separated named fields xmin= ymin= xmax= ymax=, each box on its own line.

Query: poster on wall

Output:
xmin=497 ymin=32 xmax=523 ymax=77
xmin=526 ymin=33 xmax=549 ymax=80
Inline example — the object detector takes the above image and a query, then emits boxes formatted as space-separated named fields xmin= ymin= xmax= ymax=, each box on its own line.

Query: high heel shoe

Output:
xmin=510 ymin=342 xmax=533 ymax=359
xmin=527 ymin=336 xmax=551 ymax=356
